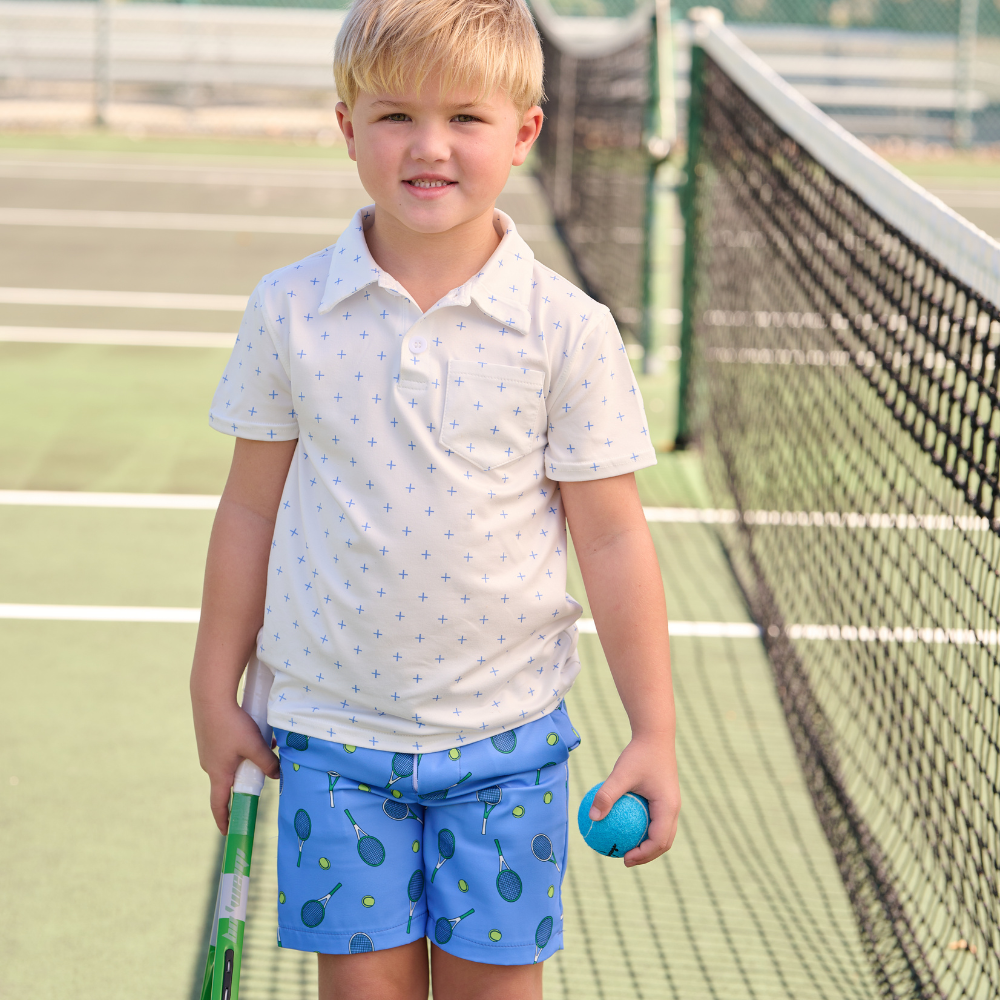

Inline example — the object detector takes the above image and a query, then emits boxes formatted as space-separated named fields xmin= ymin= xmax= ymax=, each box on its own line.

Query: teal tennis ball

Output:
xmin=577 ymin=782 xmax=650 ymax=858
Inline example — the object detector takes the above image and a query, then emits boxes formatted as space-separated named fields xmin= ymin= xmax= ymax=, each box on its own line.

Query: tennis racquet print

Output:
xmin=344 ymin=808 xmax=386 ymax=867
xmin=327 ymin=771 xmax=340 ymax=808
xmin=494 ymin=838 xmax=522 ymax=902
xmin=431 ymin=828 xmax=456 ymax=882
xmin=406 ymin=868 xmax=425 ymax=934
xmin=531 ymin=833 xmax=561 ymax=872
xmin=200 ymin=656 xmax=274 ymax=1000
xmin=284 ymin=732 xmax=309 ymax=751
xmin=477 ymin=785 xmax=502 ymax=835
xmin=534 ymin=762 xmax=557 ymax=785
xmin=533 ymin=916 xmax=553 ymax=963
xmin=490 ymin=731 xmax=517 ymax=754
xmin=349 ymin=932 xmax=375 ymax=954
xmin=435 ymin=909 xmax=475 ymax=945
xmin=418 ymin=771 xmax=472 ymax=801
xmin=385 ymin=752 xmax=414 ymax=789
xmin=293 ymin=809 xmax=311 ymax=867
xmin=300 ymin=884 xmax=342 ymax=928
xmin=382 ymin=799 xmax=423 ymax=824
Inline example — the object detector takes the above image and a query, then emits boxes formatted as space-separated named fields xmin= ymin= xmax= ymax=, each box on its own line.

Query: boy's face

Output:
xmin=336 ymin=71 xmax=543 ymax=236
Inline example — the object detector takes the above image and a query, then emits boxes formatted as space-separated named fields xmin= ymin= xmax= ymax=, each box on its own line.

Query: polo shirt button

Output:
xmin=409 ymin=336 xmax=428 ymax=354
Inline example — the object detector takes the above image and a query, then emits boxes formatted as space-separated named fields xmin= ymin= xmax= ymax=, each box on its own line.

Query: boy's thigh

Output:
xmin=276 ymin=752 xmax=429 ymax=955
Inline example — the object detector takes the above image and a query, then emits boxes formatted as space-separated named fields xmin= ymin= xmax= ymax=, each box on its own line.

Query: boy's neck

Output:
xmin=363 ymin=205 xmax=502 ymax=313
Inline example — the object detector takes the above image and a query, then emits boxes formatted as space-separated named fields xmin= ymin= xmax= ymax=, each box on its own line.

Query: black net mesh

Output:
xmin=533 ymin=13 xmax=656 ymax=343
xmin=687 ymin=50 xmax=1000 ymax=1000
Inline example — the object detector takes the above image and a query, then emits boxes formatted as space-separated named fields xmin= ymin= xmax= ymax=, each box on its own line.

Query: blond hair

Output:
xmin=334 ymin=0 xmax=544 ymax=115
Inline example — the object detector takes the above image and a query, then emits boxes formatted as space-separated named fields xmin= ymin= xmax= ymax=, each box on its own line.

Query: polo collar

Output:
xmin=318 ymin=206 xmax=535 ymax=336
xmin=317 ymin=206 xmax=383 ymax=314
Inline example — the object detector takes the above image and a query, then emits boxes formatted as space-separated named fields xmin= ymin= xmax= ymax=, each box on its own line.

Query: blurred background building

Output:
xmin=1 ymin=0 xmax=998 ymax=147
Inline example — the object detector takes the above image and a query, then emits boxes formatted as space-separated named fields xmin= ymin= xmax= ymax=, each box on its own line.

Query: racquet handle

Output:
xmin=241 ymin=655 xmax=273 ymax=739
xmin=233 ymin=656 xmax=274 ymax=797
xmin=201 ymin=657 xmax=275 ymax=1000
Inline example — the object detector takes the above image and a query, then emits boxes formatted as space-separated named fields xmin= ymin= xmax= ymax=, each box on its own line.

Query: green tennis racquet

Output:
xmin=200 ymin=657 xmax=274 ymax=1000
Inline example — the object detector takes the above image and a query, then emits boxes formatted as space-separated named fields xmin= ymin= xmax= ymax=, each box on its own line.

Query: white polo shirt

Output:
xmin=210 ymin=206 xmax=656 ymax=752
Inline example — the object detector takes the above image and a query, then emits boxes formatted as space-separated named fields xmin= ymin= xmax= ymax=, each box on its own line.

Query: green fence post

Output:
xmin=640 ymin=13 xmax=661 ymax=375
xmin=673 ymin=37 xmax=705 ymax=449
xmin=955 ymin=0 xmax=980 ymax=147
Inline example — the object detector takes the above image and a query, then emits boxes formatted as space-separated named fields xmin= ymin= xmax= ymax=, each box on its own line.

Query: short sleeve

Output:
xmin=543 ymin=308 xmax=657 ymax=481
xmin=208 ymin=279 xmax=299 ymax=441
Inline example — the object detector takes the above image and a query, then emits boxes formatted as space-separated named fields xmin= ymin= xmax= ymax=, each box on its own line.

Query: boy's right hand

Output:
xmin=193 ymin=699 xmax=281 ymax=834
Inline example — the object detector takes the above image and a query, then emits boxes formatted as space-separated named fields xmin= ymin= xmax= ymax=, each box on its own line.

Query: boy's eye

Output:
xmin=382 ymin=113 xmax=410 ymax=122
xmin=452 ymin=114 xmax=479 ymax=123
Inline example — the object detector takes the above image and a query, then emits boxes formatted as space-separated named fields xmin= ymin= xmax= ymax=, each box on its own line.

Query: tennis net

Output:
xmin=531 ymin=0 xmax=664 ymax=350
xmin=682 ymin=13 xmax=1000 ymax=999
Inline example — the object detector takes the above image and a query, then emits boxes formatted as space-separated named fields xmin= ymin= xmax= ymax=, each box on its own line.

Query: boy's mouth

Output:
xmin=404 ymin=177 xmax=456 ymax=189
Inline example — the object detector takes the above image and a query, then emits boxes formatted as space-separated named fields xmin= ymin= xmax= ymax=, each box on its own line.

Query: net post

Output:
xmin=641 ymin=2 xmax=673 ymax=376
xmin=955 ymin=0 xmax=979 ymax=148
xmin=674 ymin=12 xmax=714 ymax=448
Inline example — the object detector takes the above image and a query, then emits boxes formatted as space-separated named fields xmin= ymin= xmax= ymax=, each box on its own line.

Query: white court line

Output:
xmin=644 ymin=507 xmax=992 ymax=531
xmin=1 ymin=606 xmax=990 ymax=644
xmin=0 ymin=493 xmax=987 ymax=533
xmin=0 ymin=604 xmax=201 ymax=623
xmin=0 ymin=206 xmax=351 ymax=235
xmin=576 ymin=618 xmax=760 ymax=638
xmin=2 ymin=605 xmax=992 ymax=645
xmin=0 ymin=160 xmax=368 ymax=189
xmin=0 ymin=161 xmax=539 ymax=197
xmin=0 ymin=493 xmax=725 ymax=514
xmin=0 ymin=604 xmax=755 ymax=633
xmin=0 ymin=207 xmax=558 ymax=242
xmin=0 ymin=326 xmax=236 ymax=348
xmin=0 ymin=287 xmax=246 ymax=311
xmin=0 ymin=490 xmax=220 ymax=509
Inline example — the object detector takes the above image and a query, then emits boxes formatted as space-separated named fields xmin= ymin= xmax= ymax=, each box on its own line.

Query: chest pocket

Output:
xmin=440 ymin=359 xmax=545 ymax=472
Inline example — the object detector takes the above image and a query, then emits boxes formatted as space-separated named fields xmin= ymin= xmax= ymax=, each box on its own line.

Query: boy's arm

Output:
xmin=561 ymin=472 xmax=680 ymax=866
xmin=190 ymin=437 xmax=296 ymax=833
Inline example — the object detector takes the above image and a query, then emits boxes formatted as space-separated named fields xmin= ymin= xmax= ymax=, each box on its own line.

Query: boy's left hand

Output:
xmin=587 ymin=733 xmax=681 ymax=867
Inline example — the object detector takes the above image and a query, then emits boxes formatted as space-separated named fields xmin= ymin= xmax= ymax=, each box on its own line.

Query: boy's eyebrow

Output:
xmin=370 ymin=99 xmax=487 ymax=111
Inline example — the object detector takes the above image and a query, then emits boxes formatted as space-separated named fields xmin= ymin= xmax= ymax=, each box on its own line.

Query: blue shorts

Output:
xmin=273 ymin=703 xmax=580 ymax=965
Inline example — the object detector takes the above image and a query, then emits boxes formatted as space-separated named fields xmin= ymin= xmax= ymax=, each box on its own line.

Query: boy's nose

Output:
xmin=407 ymin=125 xmax=452 ymax=164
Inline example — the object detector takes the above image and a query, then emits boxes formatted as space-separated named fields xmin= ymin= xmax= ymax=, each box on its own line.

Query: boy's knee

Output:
xmin=318 ymin=939 xmax=429 ymax=1000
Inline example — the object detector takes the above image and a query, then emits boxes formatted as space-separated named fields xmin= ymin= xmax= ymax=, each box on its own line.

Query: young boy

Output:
xmin=191 ymin=0 xmax=679 ymax=996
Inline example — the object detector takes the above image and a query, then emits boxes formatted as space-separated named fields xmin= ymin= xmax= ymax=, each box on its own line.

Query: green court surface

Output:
xmin=0 ymin=135 xmax=896 ymax=999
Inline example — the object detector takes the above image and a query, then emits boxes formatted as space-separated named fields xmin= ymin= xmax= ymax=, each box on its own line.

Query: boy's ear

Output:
xmin=336 ymin=102 xmax=358 ymax=161
xmin=512 ymin=106 xmax=544 ymax=167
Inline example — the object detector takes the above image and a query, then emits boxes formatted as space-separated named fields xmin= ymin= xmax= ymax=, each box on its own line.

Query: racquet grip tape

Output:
xmin=229 ymin=795 xmax=252 ymax=836
xmin=221 ymin=949 xmax=235 ymax=1000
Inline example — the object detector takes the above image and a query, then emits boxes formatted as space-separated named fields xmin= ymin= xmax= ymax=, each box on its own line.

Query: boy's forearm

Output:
xmin=190 ymin=496 xmax=276 ymax=705
xmin=574 ymin=526 xmax=674 ymax=740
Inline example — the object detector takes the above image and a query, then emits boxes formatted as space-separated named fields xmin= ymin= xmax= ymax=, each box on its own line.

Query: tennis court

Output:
xmin=0 ymin=132 xmax=873 ymax=999
xmin=3 ymin=18 xmax=1000 ymax=1000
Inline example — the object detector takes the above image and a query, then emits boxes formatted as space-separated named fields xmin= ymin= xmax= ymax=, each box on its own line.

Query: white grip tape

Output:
xmin=242 ymin=656 xmax=274 ymax=741
xmin=220 ymin=872 xmax=250 ymax=925
xmin=233 ymin=758 xmax=266 ymax=797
